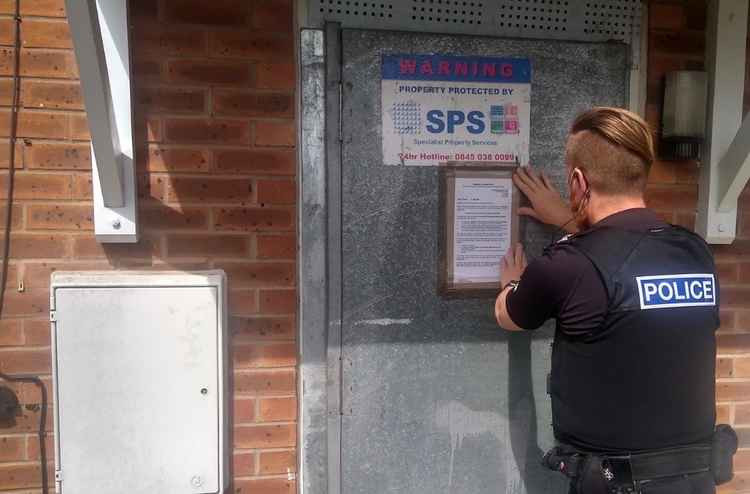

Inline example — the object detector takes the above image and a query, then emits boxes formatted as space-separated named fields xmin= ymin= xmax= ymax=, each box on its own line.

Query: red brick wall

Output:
xmin=0 ymin=1 xmax=297 ymax=493
xmin=646 ymin=2 xmax=750 ymax=493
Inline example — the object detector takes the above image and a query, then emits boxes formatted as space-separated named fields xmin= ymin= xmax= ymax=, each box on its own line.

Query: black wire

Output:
xmin=1 ymin=1 xmax=49 ymax=493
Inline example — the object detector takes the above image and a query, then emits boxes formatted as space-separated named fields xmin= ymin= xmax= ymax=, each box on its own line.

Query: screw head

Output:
xmin=111 ymin=219 xmax=121 ymax=230
xmin=200 ymin=388 xmax=208 ymax=395
xmin=717 ymin=224 xmax=725 ymax=233
xmin=191 ymin=476 xmax=203 ymax=488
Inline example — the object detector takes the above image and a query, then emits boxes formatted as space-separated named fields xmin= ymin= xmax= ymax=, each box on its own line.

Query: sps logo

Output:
xmin=426 ymin=110 xmax=485 ymax=134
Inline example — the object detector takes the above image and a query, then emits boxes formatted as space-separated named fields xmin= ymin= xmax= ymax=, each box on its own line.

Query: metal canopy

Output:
xmin=65 ymin=0 xmax=138 ymax=243
xmin=697 ymin=0 xmax=749 ymax=244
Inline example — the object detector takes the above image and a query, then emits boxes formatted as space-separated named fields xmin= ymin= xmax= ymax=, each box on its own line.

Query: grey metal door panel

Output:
xmin=339 ymin=29 xmax=628 ymax=494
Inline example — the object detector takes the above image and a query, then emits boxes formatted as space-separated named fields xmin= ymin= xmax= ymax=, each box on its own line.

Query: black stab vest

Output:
xmin=549 ymin=225 xmax=719 ymax=452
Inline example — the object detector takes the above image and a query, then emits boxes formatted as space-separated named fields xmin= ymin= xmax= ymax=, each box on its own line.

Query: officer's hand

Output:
xmin=501 ymin=243 xmax=527 ymax=287
xmin=513 ymin=167 xmax=576 ymax=233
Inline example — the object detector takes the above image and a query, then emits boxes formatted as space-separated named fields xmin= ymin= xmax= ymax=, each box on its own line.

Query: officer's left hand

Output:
xmin=501 ymin=243 xmax=527 ymax=288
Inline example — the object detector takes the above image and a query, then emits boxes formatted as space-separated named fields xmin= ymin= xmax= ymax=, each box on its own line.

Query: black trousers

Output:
xmin=568 ymin=471 xmax=716 ymax=494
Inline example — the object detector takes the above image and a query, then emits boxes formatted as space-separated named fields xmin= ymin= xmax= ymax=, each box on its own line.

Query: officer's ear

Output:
xmin=570 ymin=167 xmax=590 ymax=197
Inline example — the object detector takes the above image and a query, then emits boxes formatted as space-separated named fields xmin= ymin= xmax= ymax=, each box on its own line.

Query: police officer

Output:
xmin=494 ymin=107 xmax=735 ymax=494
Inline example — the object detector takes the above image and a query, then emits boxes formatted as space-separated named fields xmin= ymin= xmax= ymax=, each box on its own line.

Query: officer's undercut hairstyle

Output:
xmin=569 ymin=107 xmax=655 ymax=196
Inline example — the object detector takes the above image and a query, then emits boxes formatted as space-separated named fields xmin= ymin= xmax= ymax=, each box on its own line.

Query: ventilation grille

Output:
xmin=318 ymin=0 xmax=395 ymax=19
xmin=498 ymin=0 xmax=569 ymax=33
xmin=584 ymin=1 xmax=641 ymax=40
xmin=410 ymin=1 xmax=485 ymax=26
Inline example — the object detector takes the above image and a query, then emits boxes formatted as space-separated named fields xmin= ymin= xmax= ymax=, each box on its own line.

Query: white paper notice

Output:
xmin=452 ymin=177 xmax=512 ymax=284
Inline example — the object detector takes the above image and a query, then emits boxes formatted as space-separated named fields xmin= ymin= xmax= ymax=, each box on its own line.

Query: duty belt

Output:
xmin=543 ymin=444 xmax=712 ymax=485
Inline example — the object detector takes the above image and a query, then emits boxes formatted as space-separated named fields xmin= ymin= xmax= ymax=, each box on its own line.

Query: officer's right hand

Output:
xmin=513 ymin=167 xmax=577 ymax=233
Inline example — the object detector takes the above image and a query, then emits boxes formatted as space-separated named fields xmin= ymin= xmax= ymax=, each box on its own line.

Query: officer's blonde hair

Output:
xmin=567 ymin=107 xmax=655 ymax=196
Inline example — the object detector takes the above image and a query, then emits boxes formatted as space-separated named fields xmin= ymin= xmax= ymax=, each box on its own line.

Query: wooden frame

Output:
xmin=438 ymin=162 xmax=520 ymax=298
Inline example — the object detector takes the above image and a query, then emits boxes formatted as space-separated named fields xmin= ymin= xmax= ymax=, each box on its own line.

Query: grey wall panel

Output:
xmin=338 ymin=29 xmax=627 ymax=494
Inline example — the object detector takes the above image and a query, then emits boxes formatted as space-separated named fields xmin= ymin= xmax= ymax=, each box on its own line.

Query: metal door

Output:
xmin=334 ymin=28 xmax=629 ymax=494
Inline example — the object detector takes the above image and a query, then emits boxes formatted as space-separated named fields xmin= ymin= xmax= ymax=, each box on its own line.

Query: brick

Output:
xmin=139 ymin=146 xmax=210 ymax=173
xmin=735 ymin=358 xmax=750 ymax=378
xmin=684 ymin=0 xmax=707 ymax=30
xmin=213 ymin=149 xmax=295 ymax=175
xmin=717 ymin=381 xmax=750 ymax=401
xmin=259 ymin=450 xmax=296 ymax=475
xmin=214 ymin=208 xmax=293 ymax=231
xmin=27 ymin=204 xmax=92 ymax=230
xmin=162 ymin=0 xmax=250 ymax=26
xmin=720 ymin=287 xmax=750 ymax=307
xmin=2 ymin=290 xmax=49 ymax=316
xmin=69 ymin=113 xmax=89 ymax=140
xmin=26 ymin=434 xmax=54 ymax=462
xmin=234 ymin=369 xmax=295 ymax=395
xmin=718 ymin=471 xmax=750 ymax=492
xmin=737 ymin=404 xmax=750 ymax=425
xmin=0 ymin=18 xmax=14 ymax=45
xmin=716 ymin=262 xmax=739 ymax=285
xmin=0 ymin=436 xmax=25 ymax=462
xmin=0 ymin=78 xmax=12 ymax=106
xmin=22 ymin=261 xmax=106 ymax=288
xmin=22 ymin=19 xmax=72 ymax=49
xmin=166 ymin=177 xmax=253 ymax=203
xmin=234 ymin=478 xmax=295 ymax=494
xmin=140 ymin=206 xmax=209 ymax=230
xmin=131 ymin=27 xmax=207 ymax=56
xmin=0 ymin=138 xmax=22 ymax=168
xmin=253 ymin=0 xmax=293 ymax=32
xmin=0 ymin=173 xmax=72 ymax=200
xmin=254 ymin=121 xmax=295 ymax=147
xmin=257 ymin=63 xmax=296 ymax=90
xmin=258 ymin=397 xmax=296 ymax=422
xmin=136 ymin=116 xmax=162 ymax=143
xmin=219 ymin=262 xmax=294 ymax=288
xmin=735 ymin=449 xmax=750 ymax=472
xmin=166 ymin=234 xmax=248 ymax=258
xmin=72 ymin=236 xmax=161 ymax=259
xmin=234 ymin=397 xmax=256 ymax=424
xmin=257 ymin=235 xmax=295 ymax=260
xmin=72 ymin=174 xmax=92 ymax=199
xmin=132 ymin=57 xmax=162 ymax=81
xmin=138 ymin=174 xmax=167 ymax=202
xmin=234 ymin=424 xmax=295 ymax=448
xmin=713 ymin=240 xmax=750 ymax=260
xmin=231 ymin=316 xmax=295 ymax=341
xmin=0 ymin=349 xmax=51 ymax=373
xmin=165 ymin=118 xmax=249 ymax=144
xmin=229 ymin=290 xmax=259 ymax=316
xmin=234 ymin=342 xmax=296 ymax=368
xmin=738 ymin=428 xmax=750 ymax=448
xmin=257 ymin=179 xmax=295 ymax=205
xmin=0 ymin=319 xmax=23 ymax=346
xmin=675 ymin=160 xmax=700 ymax=184
xmin=233 ymin=451 xmax=256 ymax=476
xmin=649 ymin=4 xmax=685 ymax=31
xmin=166 ymin=60 xmax=251 ymax=86
xmin=20 ymin=80 xmax=82 ymax=110
xmin=211 ymin=32 xmax=294 ymax=61
xmin=1 ymin=401 xmax=52 ymax=434
xmin=259 ymin=289 xmax=296 ymax=314
xmin=24 ymin=319 xmax=52 ymax=346
xmin=8 ymin=234 xmax=68 ymax=258
xmin=644 ymin=184 xmax=698 ymax=211
xmin=12 ymin=111 xmax=69 ymax=139
xmin=18 ymin=48 xmax=78 ymax=79
xmin=20 ymin=0 xmax=66 ymax=17
xmin=716 ymin=404 xmax=730 ymax=424
xmin=719 ymin=310 xmax=736 ymax=332
xmin=0 ymin=204 xmax=24 ymax=229
xmin=717 ymin=357 xmax=734 ymax=378
xmin=649 ymin=31 xmax=705 ymax=57
xmin=0 ymin=463 xmax=42 ymax=490
xmin=717 ymin=334 xmax=750 ymax=354
xmin=23 ymin=141 xmax=91 ymax=170
xmin=213 ymin=90 xmax=293 ymax=117
xmin=136 ymin=86 xmax=206 ymax=114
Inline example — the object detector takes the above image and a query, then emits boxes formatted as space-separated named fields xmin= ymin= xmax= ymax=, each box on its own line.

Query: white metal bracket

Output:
xmin=65 ymin=0 xmax=138 ymax=243
xmin=696 ymin=0 xmax=749 ymax=244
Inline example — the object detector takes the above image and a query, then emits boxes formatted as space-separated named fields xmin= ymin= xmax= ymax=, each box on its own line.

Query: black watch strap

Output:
xmin=502 ymin=280 xmax=520 ymax=293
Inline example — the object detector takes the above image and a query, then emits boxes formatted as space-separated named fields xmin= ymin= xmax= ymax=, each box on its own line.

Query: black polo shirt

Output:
xmin=506 ymin=208 xmax=668 ymax=335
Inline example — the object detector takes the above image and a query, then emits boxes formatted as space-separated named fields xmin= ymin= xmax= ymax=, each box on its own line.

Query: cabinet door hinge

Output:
xmin=49 ymin=311 xmax=57 ymax=322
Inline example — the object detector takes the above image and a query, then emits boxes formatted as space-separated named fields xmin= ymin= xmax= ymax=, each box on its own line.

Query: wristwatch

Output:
xmin=502 ymin=280 xmax=520 ymax=293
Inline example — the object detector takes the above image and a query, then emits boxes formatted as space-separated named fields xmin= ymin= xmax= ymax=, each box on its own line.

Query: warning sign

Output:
xmin=381 ymin=54 xmax=531 ymax=166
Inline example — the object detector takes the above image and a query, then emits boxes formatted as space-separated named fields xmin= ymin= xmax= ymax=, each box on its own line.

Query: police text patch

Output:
xmin=636 ymin=274 xmax=716 ymax=310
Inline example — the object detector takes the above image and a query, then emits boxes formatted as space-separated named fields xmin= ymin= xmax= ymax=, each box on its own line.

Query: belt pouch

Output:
xmin=712 ymin=424 xmax=738 ymax=485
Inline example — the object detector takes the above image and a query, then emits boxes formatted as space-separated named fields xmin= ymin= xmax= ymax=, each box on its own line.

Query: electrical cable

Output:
xmin=0 ymin=1 xmax=50 ymax=493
